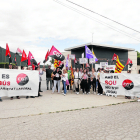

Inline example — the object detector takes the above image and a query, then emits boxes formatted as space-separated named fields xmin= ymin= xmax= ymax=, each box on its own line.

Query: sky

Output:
xmin=0 ymin=0 xmax=140 ymax=64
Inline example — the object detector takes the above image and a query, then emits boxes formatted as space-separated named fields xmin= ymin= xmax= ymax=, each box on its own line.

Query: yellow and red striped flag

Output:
xmin=54 ymin=59 xmax=59 ymax=68
xmin=115 ymin=56 xmax=124 ymax=73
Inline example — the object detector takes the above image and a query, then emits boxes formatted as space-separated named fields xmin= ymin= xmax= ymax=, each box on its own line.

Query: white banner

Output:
xmin=79 ymin=58 xmax=88 ymax=64
xmin=69 ymin=54 xmax=75 ymax=60
xmin=89 ymin=58 xmax=95 ymax=64
xmin=100 ymin=73 xmax=140 ymax=96
xmin=0 ymin=69 xmax=39 ymax=97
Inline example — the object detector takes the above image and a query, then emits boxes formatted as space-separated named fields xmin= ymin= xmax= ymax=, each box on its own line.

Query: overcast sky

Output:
xmin=0 ymin=0 xmax=140 ymax=64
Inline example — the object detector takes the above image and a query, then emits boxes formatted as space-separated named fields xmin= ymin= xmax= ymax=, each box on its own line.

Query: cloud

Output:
xmin=0 ymin=0 xmax=140 ymax=64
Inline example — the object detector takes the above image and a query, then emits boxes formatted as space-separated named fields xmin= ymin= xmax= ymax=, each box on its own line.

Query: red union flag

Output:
xmin=49 ymin=46 xmax=61 ymax=56
xmin=126 ymin=58 xmax=132 ymax=65
xmin=45 ymin=50 xmax=49 ymax=60
xmin=112 ymin=53 xmax=118 ymax=61
xmin=5 ymin=43 xmax=11 ymax=57
xmin=28 ymin=51 xmax=34 ymax=66
xmin=21 ymin=50 xmax=27 ymax=62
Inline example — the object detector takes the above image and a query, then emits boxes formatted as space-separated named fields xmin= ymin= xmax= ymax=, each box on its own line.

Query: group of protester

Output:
xmin=0 ymin=62 xmax=138 ymax=102
xmin=45 ymin=63 xmax=114 ymax=96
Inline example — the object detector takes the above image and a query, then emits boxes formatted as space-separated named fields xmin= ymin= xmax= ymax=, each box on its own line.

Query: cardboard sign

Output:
xmin=100 ymin=62 xmax=108 ymax=68
xmin=89 ymin=58 xmax=95 ymax=64
xmin=69 ymin=54 xmax=75 ymax=60
xmin=79 ymin=58 xmax=88 ymax=64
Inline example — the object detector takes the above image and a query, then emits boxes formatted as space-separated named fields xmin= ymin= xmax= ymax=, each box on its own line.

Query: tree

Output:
xmin=137 ymin=51 xmax=140 ymax=65
xmin=50 ymin=58 xmax=54 ymax=65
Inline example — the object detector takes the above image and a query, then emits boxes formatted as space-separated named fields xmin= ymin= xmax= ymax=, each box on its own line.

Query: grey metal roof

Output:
xmin=64 ymin=42 xmax=135 ymax=51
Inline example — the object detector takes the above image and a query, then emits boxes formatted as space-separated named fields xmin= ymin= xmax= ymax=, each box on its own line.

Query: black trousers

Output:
xmin=82 ymin=79 xmax=88 ymax=93
xmin=76 ymin=84 xmax=79 ymax=92
xmin=92 ymin=79 xmax=96 ymax=92
xmin=39 ymin=82 xmax=41 ymax=91
xmin=87 ymin=78 xmax=91 ymax=92
xmin=67 ymin=79 xmax=72 ymax=90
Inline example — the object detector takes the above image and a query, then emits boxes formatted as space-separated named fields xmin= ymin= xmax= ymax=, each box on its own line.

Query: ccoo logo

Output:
xmin=122 ymin=79 xmax=134 ymax=90
xmin=16 ymin=73 xmax=29 ymax=86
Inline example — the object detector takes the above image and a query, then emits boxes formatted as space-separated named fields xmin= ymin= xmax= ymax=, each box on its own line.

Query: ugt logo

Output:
xmin=16 ymin=73 xmax=29 ymax=86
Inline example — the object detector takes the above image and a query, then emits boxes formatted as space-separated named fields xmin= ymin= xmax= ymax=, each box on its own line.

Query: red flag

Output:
xmin=28 ymin=51 xmax=34 ymax=66
xmin=86 ymin=63 xmax=90 ymax=67
xmin=38 ymin=62 xmax=41 ymax=66
xmin=16 ymin=48 xmax=22 ymax=55
xmin=126 ymin=58 xmax=132 ymax=65
xmin=49 ymin=46 xmax=61 ymax=56
xmin=74 ymin=58 xmax=77 ymax=64
xmin=45 ymin=50 xmax=49 ymax=60
xmin=21 ymin=50 xmax=27 ymax=62
xmin=5 ymin=43 xmax=11 ymax=57
xmin=112 ymin=53 xmax=118 ymax=60
xmin=32 ymin=64 xmax=35 ymax=70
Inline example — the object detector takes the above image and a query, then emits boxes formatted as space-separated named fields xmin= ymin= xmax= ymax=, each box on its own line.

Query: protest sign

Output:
xmin=100 ymin=73 xmax=140 ymax=96
xmin=0 ymin=69 xmax=39 ymax=97
xmin=89 ymin=58 xmax=95 ymax=64
xmin=69 ymin=54 xmax=75 ymax=60
xmin=79 ymin=58 xmax=88 ymax=64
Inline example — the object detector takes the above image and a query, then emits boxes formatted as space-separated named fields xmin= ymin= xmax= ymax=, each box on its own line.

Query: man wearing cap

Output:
xmin=44 ymin=65 xmax=53 ymax=90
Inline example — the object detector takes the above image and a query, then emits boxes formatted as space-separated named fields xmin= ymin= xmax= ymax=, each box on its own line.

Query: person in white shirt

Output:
xmin=62 ymin=69 xmax=68 ymax=96
xmin=74 ymin=68 xmax=80 ymax=94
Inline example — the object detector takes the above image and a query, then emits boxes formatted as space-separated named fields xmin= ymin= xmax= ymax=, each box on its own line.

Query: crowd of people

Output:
xmin=0 ymin=62 xmax=139 ymax=102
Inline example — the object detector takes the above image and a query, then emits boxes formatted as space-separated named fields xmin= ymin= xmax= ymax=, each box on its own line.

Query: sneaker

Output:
xmin=88 ymin=92 xmax=90 ymax=94
xmin=97 ymin=93 xmax=100 ymax=95
xmin=77 ymin=92 xmax=79 ymax=95
xmin=101 ymin=94 xmax=102 ymax=96
xmin=62 ymin=93 xmax=64 ymax=95
xmin=84 ymin=92 xmax=86 ymax=94
xmin=0 ymin=99 xmax=2 ymax=102
xmin=64 ymin=94 xmax=66 ymax=96
xmin=62 ymin=91 xmax=64 ymax=93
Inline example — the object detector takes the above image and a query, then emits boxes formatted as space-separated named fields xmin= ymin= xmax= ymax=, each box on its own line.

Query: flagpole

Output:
xmin=92 ymin=47 xmax=93 ymax=70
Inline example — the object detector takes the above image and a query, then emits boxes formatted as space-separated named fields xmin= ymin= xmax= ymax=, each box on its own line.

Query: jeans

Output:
xmin=53 ymin=80 xmax=60 ymax=93
xmin=62 ymin=81 xmax=67 ymax=94
xmin=46 ymin=78 xmax=52 ymax=90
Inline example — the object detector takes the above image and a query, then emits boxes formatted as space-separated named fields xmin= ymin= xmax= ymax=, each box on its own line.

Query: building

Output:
xmin=65 ymin=42 xmax=137 ymax=73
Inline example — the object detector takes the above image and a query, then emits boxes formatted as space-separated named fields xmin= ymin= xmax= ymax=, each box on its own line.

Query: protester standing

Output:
xmin=52 ymin=67 xmax=62 ymax=93
xmin=91 ymin=68 xmax=96 ymax=94
xmin=0 ymin=97 xmax=2 ymax=102
xmin=9 ymin=63 xmax=20 ymax=100
xmin=74 ymin=68 xmax=80 ymax=94
xmin=26 ymin=66 xmax=35 ymax=99
xmin=45 ymin=65 xmax=53 ymax=90
xmin=81 ymin=69 xmax=88 ymax=94
xmin=62 ymin=69 xmax=68 ymax=96
xmin=87 ymin=67 xmax=91 ymax=94
xmin=79 ymin=68 xmax=83 ymax=91
xmin=67 ymin=67 xmax=71 ymax=90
